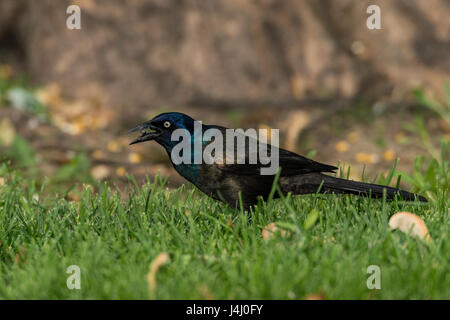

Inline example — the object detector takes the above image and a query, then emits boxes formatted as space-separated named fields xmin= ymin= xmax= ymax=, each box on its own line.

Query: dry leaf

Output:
xmin=14 ymin=247 xmax=27 ymax=264
xmin=0 ymin=177 xmax=5 ymax=186
xmin=283 ymin=111 xmax=310 ymax=151
xmin=91 ymin=150 xmax=104 ymax=160
xmin=107 ymin=140 xmax=120 ymax=152
xmin=262 ymin=222 xmax=286 ymax=241
xmin=68 ymin=193 xmax=80 ymax=202
xmin=303 ymin=292 xmax=327 ymax=300
xmin=147 ymin=252 xmax=170 ymax=294
xmin=115 ymin=166 xmax=126 ymax=177
xmin=128 ymin=152 xmax=142 ymax=164
xmin=91 ymin=165 xmax=110 ymax=180
xmin=347 ymin=131 xmax=360 ymax=143
xmin=389 ymin=212 xmax=431 ymax=242
xmin=383 ymin=149 xmax=396 ymax=161
xmin=0 ymin=118 xmax=16 ymax=147
xmin=0 ymin=64 xmax=13 ymax=79
xmin=36 ymin=83 xmax=62 ymax=107
xmin=199 ymin=285 xmax=215 ymax=300
xmin=335 ymin=140 xmax=349 ymax=153
xmin=356 ymin=152 xmax=379 ymax=164
xmin=290 ymin=74 xmax=304 ymax=98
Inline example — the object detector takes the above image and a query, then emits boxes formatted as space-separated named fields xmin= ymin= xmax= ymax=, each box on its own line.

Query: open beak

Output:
xmin=128 ymin=121 xmax=161 ymax=145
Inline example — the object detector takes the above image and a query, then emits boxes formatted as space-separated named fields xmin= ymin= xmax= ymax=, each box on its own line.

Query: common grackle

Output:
xmin=129 ymin=112 xmax=427 ymax=209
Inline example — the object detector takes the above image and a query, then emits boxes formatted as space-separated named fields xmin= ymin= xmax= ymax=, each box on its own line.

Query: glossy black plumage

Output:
xmin=129 ymin=112 xmax=427 ymax=209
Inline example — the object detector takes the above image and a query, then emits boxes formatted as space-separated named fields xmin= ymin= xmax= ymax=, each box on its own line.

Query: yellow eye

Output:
xmin=164 ymin=121 xmax=171 ymax=128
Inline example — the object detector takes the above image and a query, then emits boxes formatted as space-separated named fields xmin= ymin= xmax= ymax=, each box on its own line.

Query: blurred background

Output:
xmin=0 ymin=0 xmax=449 ymax=196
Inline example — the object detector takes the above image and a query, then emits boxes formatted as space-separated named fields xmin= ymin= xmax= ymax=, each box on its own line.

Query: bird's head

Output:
xmin=128 ymin=112 xmax=196 ymax=148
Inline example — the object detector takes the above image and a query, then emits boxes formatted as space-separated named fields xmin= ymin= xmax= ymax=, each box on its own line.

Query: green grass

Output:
xmin=0 ymin=165 xmax=448 ymax=300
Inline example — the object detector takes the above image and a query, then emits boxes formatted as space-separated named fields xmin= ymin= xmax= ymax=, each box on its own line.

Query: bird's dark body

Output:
xmin=174 ymin=160 xmax=275 ymax=209
xmin=129 ymin=112 xmax=427 ymax=209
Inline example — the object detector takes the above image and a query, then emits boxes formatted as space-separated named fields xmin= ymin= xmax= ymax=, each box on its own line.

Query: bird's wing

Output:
xmin=217 ymin=147 xmax=337 ymax=176
xmin=205 ymin=126 xmax=337 ymax=176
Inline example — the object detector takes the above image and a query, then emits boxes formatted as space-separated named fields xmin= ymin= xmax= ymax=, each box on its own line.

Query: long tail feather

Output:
xmin=319 ymin=174 xmax=427 ymax=202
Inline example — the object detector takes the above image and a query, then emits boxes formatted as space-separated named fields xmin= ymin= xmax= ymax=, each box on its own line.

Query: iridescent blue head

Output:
xmin=128 ymin=112 xmax=196 ymax=150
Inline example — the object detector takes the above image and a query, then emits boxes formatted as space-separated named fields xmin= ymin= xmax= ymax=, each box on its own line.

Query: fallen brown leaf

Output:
xmin=283 ymin=111 xmax=310 ymax=151
xmin=115 ymin=167 xmax=126 ymax=177
xmin=389 ymin=211 xmax=431 ymax=242
xmin=335 ymin=140 xmax=349 ymax=153
xmin=107 ymin=140 xmax=121 ymax=152
xmin=147 ymin=252 xmax=170 ymax=295
xmin=199 ymin=285 xmax=215 ymax=300
xmin=91 ymin=150 xmax=104 ymax=160
xmin=347 ymin=131 xmax=360 ymax=143
xmin=262 ymin=222 xmax=287 ymax=241
xmin=356 ymin=152 xmax=379 ymax=164
xmin=0 ymin=118 xmax=16 ymax=147
xmin=383 ymin=149 xmax=396 ymax=161
xmin=290 ymin=74 xmax=305 ymax=98
xmin=128 ymin=152 xmax=142 ymax=164
xmin=303 ymin=292 xmax=327 ymax=300
xmin=91 ymin=165 xmax=110 ymax=180
xmin=0 ymin=64 xmax=13 ymax=79
xmin=14 ymin=247 xmax=27 ymax=264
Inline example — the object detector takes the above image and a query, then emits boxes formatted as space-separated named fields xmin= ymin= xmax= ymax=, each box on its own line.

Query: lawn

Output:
xmin=0 ymin=162 xmax=448 ymax=299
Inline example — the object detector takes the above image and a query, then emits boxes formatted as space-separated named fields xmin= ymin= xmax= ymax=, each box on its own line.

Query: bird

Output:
xmin=129 ymin=112 xmax=427 ymax=210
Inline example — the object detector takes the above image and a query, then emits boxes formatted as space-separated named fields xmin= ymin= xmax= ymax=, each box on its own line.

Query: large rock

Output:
xmin=2 ymin=0 xmax=449 ymax=119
